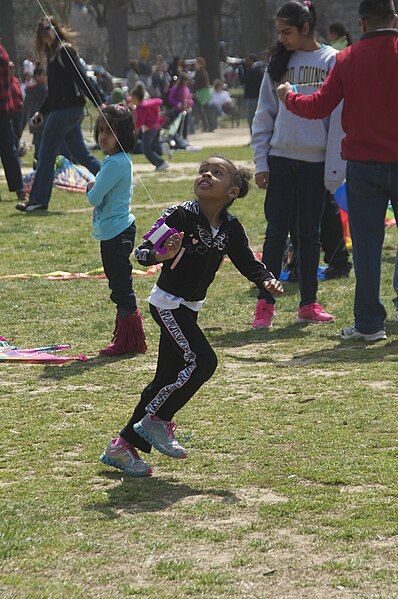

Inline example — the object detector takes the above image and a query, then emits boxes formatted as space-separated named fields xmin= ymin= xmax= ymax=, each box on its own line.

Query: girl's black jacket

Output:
xmin=40 ymin=45 xmax=104 ymax=114
xmin=135 ymin=200 xmax=275 ymax=301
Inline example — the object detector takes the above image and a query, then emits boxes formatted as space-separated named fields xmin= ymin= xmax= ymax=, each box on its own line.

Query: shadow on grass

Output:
xmin=248 ymin=282 xmax=300 ymax=299
xmin=211 ymin=322 xmax=314 ymax=349
xmin=39 ymin=354 xmax=138 ymax=380
xmin=285 ymin=337 xmax=398 ymax=365
xmin=10 ymin=210 xmax=65 ymax=217
xmin=86 ymin=474 xmax=238 ymax=519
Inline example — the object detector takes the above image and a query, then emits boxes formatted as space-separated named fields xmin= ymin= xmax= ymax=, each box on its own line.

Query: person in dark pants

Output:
xmin=242 ymin=53 xmax=264 ymax=137
xmin=288 ymin=190 xmax=352 ymax=280
xmin=321 ymin=191 xmax=352 ymax=277
xmin=131 ymin=83 xmax=169 ymax=171
xmin=16 ymin=16 xmax=103 ymax=213
xmin=9 ymin=61 xmax=25 ymax=148
xmin=86 ymin=105 xmax=147 ymax=357
xmin=99 ymin=156 xmax=283 ymax=477
xmin=0 ymin=43 xmax=26 ymax=203
xmin=24 ymin=66 xmax=47 ymax=165
xmin=279 ymin=0 xmax=398 ymax=341
xmin=251 ymin=1 xmax=346 ymax=330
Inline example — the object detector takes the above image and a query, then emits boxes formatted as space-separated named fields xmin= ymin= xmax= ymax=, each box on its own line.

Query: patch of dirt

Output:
xmin=194 ymin=515 xmax=255 ymax=531
xmin=340 ymin=484 xmax=387 ymax=493
xmin=369 ymin=535 xmax=398 ymax=549
xmin=305 ymin=368 xmax=353 ymax=378
xmin=237 ymin=487 xmax=288 ymax=506
xmin=28 ymin=385 xmax=54 ymax=395
xmin=63 ymin=384 xmax=103 ymax=392
xmin=365 ymin=381 xmax=392 ymax=390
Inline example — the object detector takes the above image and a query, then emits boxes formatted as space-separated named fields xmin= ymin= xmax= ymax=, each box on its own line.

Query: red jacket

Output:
xmin=10 ymin=75 xmax=23 ymax=112
xmin=134 ymin=98 xmax=164 ymax=130
xmin=0 ymin=45 xmax=13 ymax=114
xmin=285 ymin=30 xmax=398 ymax=163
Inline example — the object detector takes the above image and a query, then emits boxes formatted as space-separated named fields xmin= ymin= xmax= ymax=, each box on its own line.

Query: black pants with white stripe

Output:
xmin=120 ymin=303 xmax=218 ymax=453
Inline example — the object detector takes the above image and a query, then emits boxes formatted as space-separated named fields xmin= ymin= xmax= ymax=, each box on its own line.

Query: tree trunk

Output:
xmin=106 ymin=0 xmax=129 ymax=76
xmin=240 ymin=0 xmax=271 ymax=56
xmin=1 ymin=0 xmax=19 ymax=72
xmin=56 ymin=0 xmax=73 ymax=25
xmin=197 ymin=0 xmax=222 ymax=82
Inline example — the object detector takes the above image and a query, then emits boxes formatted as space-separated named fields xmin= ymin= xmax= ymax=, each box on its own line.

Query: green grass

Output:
xmin=0 ymin=158 xmax=397 ymax=598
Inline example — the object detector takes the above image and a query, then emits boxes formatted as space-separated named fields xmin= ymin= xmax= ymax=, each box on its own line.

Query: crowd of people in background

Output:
xmin=5 ymin=43 xmax=267 ymax=173
xmin=4 ymin=17 xmax=361 ymax=181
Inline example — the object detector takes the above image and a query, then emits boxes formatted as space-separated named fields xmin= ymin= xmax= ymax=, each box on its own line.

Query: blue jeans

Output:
xmin=346 ymin=160 xmax=398 ymax=333
xmin=142 ymin=129 xmax=164 ymax=168
xmin=260 ymin=156 xmax=325 ymax=307
xmin=34 ymin=114 xmax=74 ymax=163
xmin=29 ymin=105 xmax=101 ymax=208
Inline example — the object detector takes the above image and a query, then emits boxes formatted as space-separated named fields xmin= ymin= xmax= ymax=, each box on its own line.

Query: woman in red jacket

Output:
xmin=130 ymin=83 xmax=169 ymax=172
xmin=9 ymin=62 xmax=25 ymax=148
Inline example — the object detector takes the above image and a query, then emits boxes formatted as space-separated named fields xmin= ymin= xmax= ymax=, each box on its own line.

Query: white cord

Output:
xmin=34 ymin=0 xmax=162 ymax=216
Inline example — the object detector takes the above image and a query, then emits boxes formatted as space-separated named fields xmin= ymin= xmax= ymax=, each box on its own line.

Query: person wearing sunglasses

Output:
xmin=16 ymin=16 xmax=105 ymax=212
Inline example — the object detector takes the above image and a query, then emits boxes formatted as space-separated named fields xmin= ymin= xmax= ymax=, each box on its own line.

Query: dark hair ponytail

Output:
xmin=268 ymin=0 xmax=317 ymax=83
xmin=328 ymin=21 xmax=353 ymax=46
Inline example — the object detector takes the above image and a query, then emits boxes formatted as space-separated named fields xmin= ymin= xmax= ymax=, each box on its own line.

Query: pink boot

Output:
xmin=100 ymin=310 xmax=147 ymax=356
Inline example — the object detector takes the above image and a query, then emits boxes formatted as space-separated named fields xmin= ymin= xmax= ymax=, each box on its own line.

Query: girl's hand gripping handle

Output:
xmin=155 ymin=232 xmax=185 ymax=263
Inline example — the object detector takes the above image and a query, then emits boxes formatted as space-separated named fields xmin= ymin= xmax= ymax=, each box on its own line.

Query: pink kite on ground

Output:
xmin=0 ymin=337 xmax=88 ymax=363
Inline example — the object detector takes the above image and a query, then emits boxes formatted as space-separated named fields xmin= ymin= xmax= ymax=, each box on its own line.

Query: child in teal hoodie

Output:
xmin=87 ymin=104 xmax=147 ymax=356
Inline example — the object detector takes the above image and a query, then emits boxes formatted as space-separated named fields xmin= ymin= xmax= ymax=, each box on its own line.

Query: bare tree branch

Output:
xmin=128 ymin=10 xmax=197 ymax=31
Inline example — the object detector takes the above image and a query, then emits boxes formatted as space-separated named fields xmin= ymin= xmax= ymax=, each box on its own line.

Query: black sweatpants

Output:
xmin=120 ymin=303 xmax=218 ymax=453
xmin=289 ymin=191 xmax=350 ymax=271
xmin=0 ymin=113 xmax=23 ymax=193
xmin=100 ymin=222 xmax=137 ymax=315
xmin=321 ymin=191 xmax=351 ymax=268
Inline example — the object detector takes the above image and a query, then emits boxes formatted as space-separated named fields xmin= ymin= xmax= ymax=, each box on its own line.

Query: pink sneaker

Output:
xmin=252 ymin=300 xmax=276 ymax=329
xmin=297 ymin=303 xmax=335 ymax=324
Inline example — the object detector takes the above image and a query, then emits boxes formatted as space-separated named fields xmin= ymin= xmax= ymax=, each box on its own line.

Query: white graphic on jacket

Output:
xmin=186 ymin=224 xmax=228 ymax=255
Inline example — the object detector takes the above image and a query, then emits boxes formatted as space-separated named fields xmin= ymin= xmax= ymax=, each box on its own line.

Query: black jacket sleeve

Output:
xmin=62 ymin=46 xmax=105 ymax=108
xmin=134 ymin=205 xmax=183 ymax=266
xmin=227 ymin=220 xmax=274 ymax=289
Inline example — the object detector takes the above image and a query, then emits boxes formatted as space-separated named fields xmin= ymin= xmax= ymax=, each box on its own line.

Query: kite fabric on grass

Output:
xmin=23 ymin=156 xmax=95 ymax=194
xmin=0 ymin=337 xmax=88 ymax=363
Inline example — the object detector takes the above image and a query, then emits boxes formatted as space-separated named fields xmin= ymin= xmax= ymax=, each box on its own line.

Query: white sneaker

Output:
xmin=341 ymin=325 xmax=387 ymax=341
xmin=155 ymin=161 xmax=170 ymax=172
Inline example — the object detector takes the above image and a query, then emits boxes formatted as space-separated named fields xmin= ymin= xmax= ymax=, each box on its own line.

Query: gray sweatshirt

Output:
xmin=251 ymin=45 xmax=346 ymax=193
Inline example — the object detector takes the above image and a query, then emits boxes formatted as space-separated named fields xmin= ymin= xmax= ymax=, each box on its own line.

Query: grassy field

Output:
xmin=0 ymin=157 xmax=397 ymax=598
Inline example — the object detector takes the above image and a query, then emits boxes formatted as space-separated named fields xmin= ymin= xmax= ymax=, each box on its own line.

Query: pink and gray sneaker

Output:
xmin=133 ymin=415 xmax=188 ymax=459
xmin=100 ymin=438 xmax=152 ymax=477
xmin=252 ymin=300 xmax=276 ymax=329
xmin=297 ymin=303 xmax=335 ymax=324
